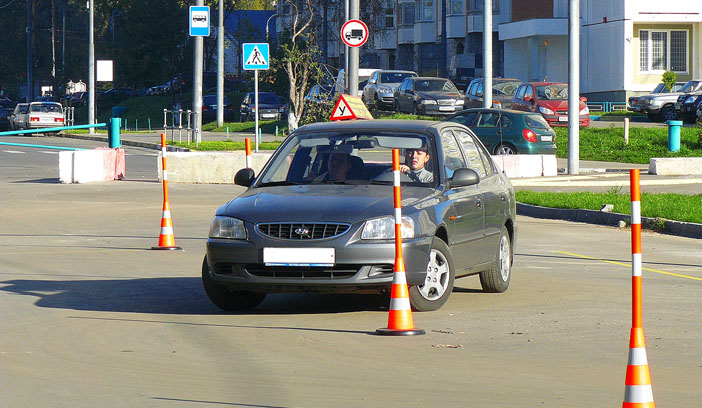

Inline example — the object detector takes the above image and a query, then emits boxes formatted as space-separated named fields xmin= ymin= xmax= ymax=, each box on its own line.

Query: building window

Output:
xmin=639 ymin=29 xmax=688 ymax=73
xmin=449 ymin=0 xmax=464 ymax=15
xmin=385 ymin=8 xmax=394 ymax=28
xmin=399 ymin=2 xmax=415 ymax=26
xmin=467 ymin=0 xmax=499 ymax=13
xmin=418 ymin=0 xmax=434 ymax=21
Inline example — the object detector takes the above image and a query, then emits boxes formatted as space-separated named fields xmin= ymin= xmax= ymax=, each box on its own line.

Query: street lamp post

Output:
xmin=265 ymin=13 xmax=277 ymax=41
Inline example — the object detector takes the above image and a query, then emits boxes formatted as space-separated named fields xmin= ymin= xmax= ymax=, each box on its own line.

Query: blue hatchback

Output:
xmin=444 ymin=108 xmax=557 ymax=155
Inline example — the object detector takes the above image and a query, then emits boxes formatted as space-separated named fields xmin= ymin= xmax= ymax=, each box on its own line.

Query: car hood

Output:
xmin=646 ymin=92 xmax=684 ymax=100
xmin=219 ymin=185 xmax=435 ymax=224
xmin=416 ymin=91 xmax=461 ymax=100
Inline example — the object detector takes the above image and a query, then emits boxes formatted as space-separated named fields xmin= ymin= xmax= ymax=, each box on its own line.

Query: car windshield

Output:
xmin=493 ymin=81 xmax=520 ymax=96
xmin=29 ymin=103 xmax=62 ymax=113
xmin=203 ymin=95 xmax=230 ymax=105
xmin=380 ymin=72 xmax=414 ymax=84
xmin=257 ymin=131 xmax=437 ymax=187
xmin=535 ymin=85 xmax=568 ymax=100
xmin=652 ymin=83 xmax=666 ymax=93
xmin=679 ymin=81 xmax=701 ymax=93
xmin=255 ymin=93 xmax=280 ymax=104
xmin=415 ymin=79 xmax=457 ymax=92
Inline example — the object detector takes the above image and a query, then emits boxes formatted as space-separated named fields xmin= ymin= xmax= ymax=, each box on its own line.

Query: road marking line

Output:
xmin=556 ymin=250 xmax=702 ymax=281
xmin=3 ymin=150 xmax=26 ymax=154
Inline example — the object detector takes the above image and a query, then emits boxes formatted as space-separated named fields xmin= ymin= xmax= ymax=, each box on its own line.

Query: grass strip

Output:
xmin=515 ymin=190 xmax=702 ymax=224
xmin=168 ymin=140 xmax=281 ymax=151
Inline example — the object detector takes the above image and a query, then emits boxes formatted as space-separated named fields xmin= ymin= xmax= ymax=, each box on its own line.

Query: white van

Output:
xmin=335 ymin=68 xmax=379 ymax=97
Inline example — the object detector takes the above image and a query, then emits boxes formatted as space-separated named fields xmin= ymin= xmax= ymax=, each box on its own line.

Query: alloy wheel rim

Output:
xmin=499 ymin=234 xmax=511 ymax=282
xmin=419 ymin=249 xmax=449 ymax=300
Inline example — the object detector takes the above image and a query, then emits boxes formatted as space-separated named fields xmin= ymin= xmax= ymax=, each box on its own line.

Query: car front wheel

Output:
xmin=661 ymin=105 xmax=678 ymax=121
xmin=201 ymin=256 xmax=267 ymax=311
xmin=494 ymin=143 xmax=517 ymax=155
xmin=409 ymin=238 xmax=455 ymax=312
xmin=479 ymin=226 xmax=512 ymax=293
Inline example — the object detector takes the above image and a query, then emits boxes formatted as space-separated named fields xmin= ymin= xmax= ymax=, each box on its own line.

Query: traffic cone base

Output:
xmin=375 ymin=327 xmax=426 ymax=336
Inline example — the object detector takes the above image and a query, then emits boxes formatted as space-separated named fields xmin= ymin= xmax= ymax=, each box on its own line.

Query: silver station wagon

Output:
xmin=203 ymin=119 xmax=516 ymax=312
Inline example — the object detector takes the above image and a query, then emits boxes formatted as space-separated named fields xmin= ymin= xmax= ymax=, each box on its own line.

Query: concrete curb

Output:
xmin=517 ymin=203 xmax=702 ymax=239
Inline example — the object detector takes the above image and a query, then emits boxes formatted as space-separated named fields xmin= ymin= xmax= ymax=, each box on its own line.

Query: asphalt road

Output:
xmin=1 ymin=137 xmax=701 ymax=407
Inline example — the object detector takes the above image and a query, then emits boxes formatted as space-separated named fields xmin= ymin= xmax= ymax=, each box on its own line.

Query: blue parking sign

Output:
xmin=243 ymin=43 xmax=269 ymax=70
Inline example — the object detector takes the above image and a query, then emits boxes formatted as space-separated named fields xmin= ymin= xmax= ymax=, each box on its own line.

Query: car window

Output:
xmin=524 ymin=86 xmax=534 ymax=100
xmin=536 ymin=84 xmax=568 ymax=100
xmin=259 ymin=94 xmax=280 ymax=104
xmin=473 ymin=137 xmax=497 ymax=177
xmin=467 ymin=82 xmax=478 ymax=96
xmin=525 ymin=114 xmax=550 ymax=130
xmin=448 ymin=112 xmax=478 ymax=127
xmin=476 ymin=82 xmax=483 ymax=97
xmin=498 ymin=114 xmax=512 ymax=129
xmin=476 ymin=112 xmax=499 ymax=127
xmin=515 ymin=85 xmax=526 ymax=100
xmin=415 ymin=79 xmax=458 ymax=93
xmin=494 ymin=81 xmax=520 ymax=96
xmin=440 ymin=130 xmax=467 ymax=179
xmin=454 ymin=130 xmax=487 ymax=178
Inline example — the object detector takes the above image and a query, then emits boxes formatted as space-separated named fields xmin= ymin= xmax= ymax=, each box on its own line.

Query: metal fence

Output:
xmin=585 ymin=101 xmax=628 ymax=113
xmin=163 ymin=108 xmax=200 ymax=146
xmin=62 ymin=106 xmax=75 ymax=127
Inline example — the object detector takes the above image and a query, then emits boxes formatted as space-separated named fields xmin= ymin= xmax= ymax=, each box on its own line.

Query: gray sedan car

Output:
xmin=203 ymin=120 xmax=516 ymax=312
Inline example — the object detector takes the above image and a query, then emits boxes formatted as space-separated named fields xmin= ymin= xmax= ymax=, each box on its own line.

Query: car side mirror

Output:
xmin=450 ymin=168 xmax=480 ymax=188
xmin=235 ymin=168 xmax=255 ymax=187
xmin=368 ymin=79 xmax=376 ymax=84
xmin=524 ymin=95 xmax=532 ymax=102
xmin=580 ymin=96 xmax=588 ymax=102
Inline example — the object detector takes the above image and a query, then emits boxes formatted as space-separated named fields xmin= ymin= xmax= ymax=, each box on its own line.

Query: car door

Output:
xmin=471 ymin=111 xmax=501 ymax=153
xmin=454 ymin=128 xmax=500 ymax=265
xmin=397 ymin=79 xmax=409 ymax=112
xmin=363 ymin=72 xmax=377 ymax=103
xmin=439 ymin=129 xmax=486 ymax=271
xmin=511 ymin=85 xmax=526 ymax=111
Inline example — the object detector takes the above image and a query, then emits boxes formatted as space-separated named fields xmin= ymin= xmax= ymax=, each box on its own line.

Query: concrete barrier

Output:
xmin=58 ymin=148 xmax=125 ymax=183
xmin=491 ymin=154 xmax=557 ymax=178
xmin=649 ymin=158 xmax=702 ymax=176
xmin=158 ymin=151 xmax=273 ymax=184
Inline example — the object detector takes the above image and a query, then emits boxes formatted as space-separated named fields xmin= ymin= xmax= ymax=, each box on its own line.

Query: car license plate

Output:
xmin=540 ymin=136 xmax=552 ymax=142
xmin=438 ymin=106 xmax=454 ymax=112
xmin=262 ymin=113 xmax=276 ymax=119
xmin=263 ymin=247 xmax=335 ymax=266
xmin=558 ymin=116 xmax=568 ymax=122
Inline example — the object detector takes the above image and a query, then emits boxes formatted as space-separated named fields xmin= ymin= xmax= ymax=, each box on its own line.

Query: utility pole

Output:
xmin=348 ymin=0 xmax=359 ymax=95
xmin=344 ymin=0 xmax=349 ymax=92
xmin=440 ymin=0 xmax=447 ymax=78
xmin=193 ymin=0 xmax=204 ymax=144
xmin=482 ymin=0 xmax=492 ymax=108
xmin=568 ymin=0 xmax=580 ymax=174
xmin=89 ymin=0 xmax=95 ymax=127
xmin=26 ymin=0 xmax=33 ymax=102
xmin=217 ymin=0 xmax=224 ymax=127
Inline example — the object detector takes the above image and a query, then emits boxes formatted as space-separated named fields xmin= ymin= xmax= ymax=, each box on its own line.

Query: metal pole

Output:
xmin=344 ymin=0 xmax=349 ymax=92
xmin=254 ymin=69 xmax=259 ymax=152
xmin=26 ymin=0 xmax=33 ymax=102
xmin=217 ymin=0 xmax=224 ymax=127
xmin=88 ymin=0 xmax=95 ymax=129
xmin=193 ymin=0 xmax=204 ymax=144
xmin=482 ymin=0 xmax=492 ymax=108
xmin=348 ymin=0 xmax=359 ymax=96
xmin=440 ymin=0 xmax=447 ymax=78
xmin=568 ymin=0 xmax=580 ymax=174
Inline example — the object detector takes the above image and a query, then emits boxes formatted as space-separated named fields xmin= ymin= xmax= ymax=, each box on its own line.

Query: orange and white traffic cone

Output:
xmin=376 ymin=149 xmax=424 ymax=336
xmin=152 ymin=133 xmax=182 ymax=251
xmin=245 ymin=138 xmax=252 ymax=169
xmin=622 ymin=169 xmax=654 ymax=407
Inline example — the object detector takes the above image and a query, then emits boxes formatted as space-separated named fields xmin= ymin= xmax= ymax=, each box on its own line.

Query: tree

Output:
xmin=662 ymin=70 xmax=677 ymax=92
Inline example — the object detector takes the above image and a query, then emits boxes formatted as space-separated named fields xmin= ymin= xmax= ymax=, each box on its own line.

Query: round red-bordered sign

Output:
xmin=340 ymin=19 xmax=369 ymax=47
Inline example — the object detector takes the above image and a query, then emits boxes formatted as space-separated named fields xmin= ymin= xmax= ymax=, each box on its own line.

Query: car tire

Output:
xmin=409 ymin=238 xmax=455 ymax=312
xmin=494 ymin=143 xmax=517 ymax=155
xmin=479 ymin=226 xmax=512 ymax=293
xmin=662 ymin=105 xmax=678 ymax=121
xmin=201 ymin=256 xmax=267 ymax=311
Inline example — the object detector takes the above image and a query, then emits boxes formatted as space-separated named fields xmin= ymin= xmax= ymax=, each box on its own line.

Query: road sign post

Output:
xmin=190 ymin=5 xmax=210 ymax=145
xmin=243 ymin=43 xmax=270 ymax=152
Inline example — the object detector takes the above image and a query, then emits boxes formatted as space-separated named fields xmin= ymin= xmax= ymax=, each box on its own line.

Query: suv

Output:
xmin=463 ymin=78 xmax=521 ymax=109
xmin=674 ymin=90 xmax=702 ymax=123
xmin=361 ymin=70 xmax=417 ymax=110
xmin=634 ymin=79 xmax=702 ymax=122
xmin=628 ymin=82 xmax=684 ymax=112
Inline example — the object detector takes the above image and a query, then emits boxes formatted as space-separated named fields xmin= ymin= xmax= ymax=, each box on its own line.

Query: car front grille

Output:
xmin=556 ymin=110 xmax=568 ymax=116
xmin=245 ymin=264 xmax=360 ymax=279
xmin=256 ymin=222 xmax=351 ymax=240
xmin=437 ymin=99 xmax=455 ymax=106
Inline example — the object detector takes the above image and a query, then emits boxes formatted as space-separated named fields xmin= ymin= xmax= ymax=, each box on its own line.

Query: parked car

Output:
xmin=9 ymin=103 xmax=29 ymax=130
xmin=361 ymin=70 xmax=417 ymax=110
xmin=240 ymin=92 xmax=288 ymax=122
xmin=201 ymin=94 xmax=235 ymax=123
xmin=445 ymin=108 xmax=556 ymax=155
xmin=511 ymin=82 xmax=590 ymax=127
xmin=632 ymin=79 xmax=702 ymax=122
xmin=202 ymin=119 xmax=516 ymax=312
xmin=394 ymin=77 xmax=464 ymax=115
xmin=26 ymin=102 xmax=65 ymax=133
xmin=674 ymin=91 xmax=702 ymax=123
xmin=463 ymin=78 xmax=521 ymax=109
xmin=334 ymin=68 xmax=379 ymax=97
xmin=628 ymin=82 xmax=684 ymax=112
xmin=146 ymin=83 xmax=169 ymax=96
xmin=0 ymin=105 xmax=11 ymax=131
xmin=68 ymin=91 xmax=87 ymax=106
xmin=98 ymin=88 xmax=133 ymax=104
xmin=304 ymin=84 xmax=335 ymax=108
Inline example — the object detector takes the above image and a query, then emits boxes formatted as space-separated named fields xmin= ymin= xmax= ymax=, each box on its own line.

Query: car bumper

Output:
xmin=419 ymin=105 xmax=463 ymax=116
xmin=206 ymin=230 xmax=433 ymax=292
xmin=28 ymin=122 xmax=65 ymax=129
xmin=541 ymin=114 xmax=590 ymax=127
xmin=677 ymin=105 xmax=698 ymax=119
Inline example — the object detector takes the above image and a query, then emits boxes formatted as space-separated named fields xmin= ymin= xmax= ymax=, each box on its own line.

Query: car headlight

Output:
xmin=278 ymin=107 xmax=286 ymax=113
xmin=209 ymin=216 xmax=247 ymax=239
xmin=378 ymin=87 xmax=393 ymax=94
xmin=685 ymin=96 xmax=696 ymax=104
xmin=580 ymin=106 xmax=589 ymax=115
xmin=421 ymin=100 xmax=437 ymax=105
xmin=454 ymin=99 xmax=464 ymax=106
xmin=539 ymin=106 xmax=555 ymax=115
xmin=648 ymin=99 xmax=661 ymax=107
xmin=361 ymin=216 xmax=414 ymax=240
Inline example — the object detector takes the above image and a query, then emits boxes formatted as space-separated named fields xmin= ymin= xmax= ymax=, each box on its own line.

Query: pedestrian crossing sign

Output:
xmin=243 ymin=43 xmax=270 ymax=70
